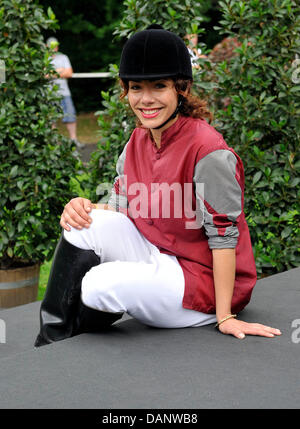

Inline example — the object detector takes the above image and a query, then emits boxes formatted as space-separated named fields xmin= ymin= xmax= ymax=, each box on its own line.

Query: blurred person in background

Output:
xmin=46 ymin=37 xmax=84 ymax=149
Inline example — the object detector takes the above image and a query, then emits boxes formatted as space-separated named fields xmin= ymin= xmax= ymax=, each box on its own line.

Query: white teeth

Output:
xmin=142 ymin=109 xmax=159 ymax=114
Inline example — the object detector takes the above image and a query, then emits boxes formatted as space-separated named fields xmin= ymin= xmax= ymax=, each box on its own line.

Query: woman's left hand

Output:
xmin=217 ymin=318 xmax=282 ymax=339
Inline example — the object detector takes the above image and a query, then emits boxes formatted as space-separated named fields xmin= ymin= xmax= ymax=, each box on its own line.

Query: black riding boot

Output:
xmin=34 ymin=234 xmax=123 ymax=347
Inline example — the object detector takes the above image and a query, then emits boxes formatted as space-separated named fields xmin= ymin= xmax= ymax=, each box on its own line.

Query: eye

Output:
xmin=129 ymin=84 xmax=141 ymax=91
xmin=155 ymin=82 xmax=166 ymax=89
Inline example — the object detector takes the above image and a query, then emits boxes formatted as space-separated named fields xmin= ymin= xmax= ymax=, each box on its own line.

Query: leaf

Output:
xmin=251 ymin=131 xmax=263 ymax=141
xmin=10 ymin=165 xmax=18 ymax=177
xmin=290 ymin=86 xmax=300 ymax=93
xmin=167 ymin=7 xmax=176 ymax=17
xmin=47 ymin=7 xmax=56 ymax=21
xmin=15 ymin=201 xmax=27 ymax=211
xmin=7 ymin=247 xmax=14 ymax=258
xmin=264 ymin=167 xmax=271 ymax=177
xmin=252 ymin=171 xmax=262 ymax=185
xmin=281 ymin=227 xmax=292 ymax=239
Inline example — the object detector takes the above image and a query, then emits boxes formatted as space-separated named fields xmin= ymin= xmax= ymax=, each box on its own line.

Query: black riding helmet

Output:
xmin=119 ymin=24 xmax=192 ymax=129
xmin=119 ymin=24 xmax=192 ymax=80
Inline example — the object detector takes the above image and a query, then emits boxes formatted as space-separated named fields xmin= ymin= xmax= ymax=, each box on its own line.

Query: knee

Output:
xmin=84 ymin=209 xmax=119 ymax=235
xmin=89 ymin=208 xmax=125 ymax=226
xmin=63 ymin=225 xmax=90 ymax=250
xmin=63 ymin=209 xmax=114 ymax=250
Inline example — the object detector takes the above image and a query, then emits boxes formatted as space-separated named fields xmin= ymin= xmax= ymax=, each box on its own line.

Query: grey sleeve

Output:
xmin=193 ymin=150 xmax=242 ymax=249
xmin=107 ymin=143 xmax=129 ymax=211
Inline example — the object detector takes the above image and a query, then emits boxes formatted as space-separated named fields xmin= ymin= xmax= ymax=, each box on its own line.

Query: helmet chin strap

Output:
xmin=153 ymin=96 xmax=183 ymax=130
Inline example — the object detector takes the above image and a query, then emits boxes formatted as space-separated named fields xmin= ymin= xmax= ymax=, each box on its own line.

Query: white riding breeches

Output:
xmin=64 ymin=209 xmax=216 ymax=329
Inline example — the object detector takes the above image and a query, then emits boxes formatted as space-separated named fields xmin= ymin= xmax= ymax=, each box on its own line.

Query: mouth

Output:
xmin=139 ymin=108 xmax=162 ymax=119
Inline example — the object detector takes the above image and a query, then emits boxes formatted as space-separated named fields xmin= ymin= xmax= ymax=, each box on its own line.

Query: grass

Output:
xmin=38 ymin=259 xmax=52 ymax=300
xmin=56 ymin=111 xmax=100 ymax=144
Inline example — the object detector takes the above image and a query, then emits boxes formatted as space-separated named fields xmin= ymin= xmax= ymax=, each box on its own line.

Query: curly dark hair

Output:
xmin=119 ymin=78 xmax=213 ymax=126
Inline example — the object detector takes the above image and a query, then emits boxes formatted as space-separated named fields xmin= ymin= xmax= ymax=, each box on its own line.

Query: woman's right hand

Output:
xmin=60 ymin=197 xmax=95 ymax=231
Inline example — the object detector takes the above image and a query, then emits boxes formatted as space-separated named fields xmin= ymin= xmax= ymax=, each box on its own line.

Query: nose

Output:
xmin=140 ymin=88 xmax=155 ymax=105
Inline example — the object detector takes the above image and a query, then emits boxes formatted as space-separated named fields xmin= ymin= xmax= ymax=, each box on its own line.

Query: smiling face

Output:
xmin=127 ymin=79 xmax=179 ymax=132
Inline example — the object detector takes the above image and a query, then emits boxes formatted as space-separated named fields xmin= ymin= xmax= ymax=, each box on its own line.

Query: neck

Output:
xmin=150 ymin=115 xmax=179 ymax=148
xmin=150 ymin=129 xmax=161 ymax=148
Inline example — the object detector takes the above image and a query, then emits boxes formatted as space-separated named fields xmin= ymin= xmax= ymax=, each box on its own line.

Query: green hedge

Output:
xmin=0 ymin=0 xmax=80 ymax=269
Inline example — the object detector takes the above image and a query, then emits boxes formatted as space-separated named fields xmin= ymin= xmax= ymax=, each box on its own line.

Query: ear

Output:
xmin=177 ymin=85 xmax=191 ymax=101
xmin=183 ymin=80 xmax=192 ymax=96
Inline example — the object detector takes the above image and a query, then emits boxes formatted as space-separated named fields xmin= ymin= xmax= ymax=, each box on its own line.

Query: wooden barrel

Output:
xmin=0 ymin=264 xmax=40 ymax=309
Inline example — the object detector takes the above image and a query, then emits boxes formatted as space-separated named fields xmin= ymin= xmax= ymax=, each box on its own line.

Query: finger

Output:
xmin=83 ymin=199 xmax=93 ymax=214
xmin=62 ymin=208 xmax=88 ymax=230
xmin=242 ymin=323 xmax=282 ymax=337
xmin=68 ymin=199 xmax=92 ymax=223
xmin=233 ymin=321 xmax=280 ymax=337
xmin=262 ymin=325 xmax=282 ymax=336
xmin=218 ymin=324 xmax=245 ymax=339
xmin=65 ymin=203 xmax=91 ymax=225
xmin=220 ymin=327 xmax=245 ymax=339
xmin=60 ymin=215 xmax=71 ymax=232
xmin=232 ymin=330 xmax=245 ymax=340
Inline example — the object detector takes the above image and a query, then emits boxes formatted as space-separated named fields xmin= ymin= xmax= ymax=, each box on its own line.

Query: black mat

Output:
xmin=0 ymin=267 xmax=299 ymax=409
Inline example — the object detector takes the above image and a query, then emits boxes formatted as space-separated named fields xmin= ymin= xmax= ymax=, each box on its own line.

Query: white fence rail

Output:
xmin=72 ymin=72 xmax=112 ymax=78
